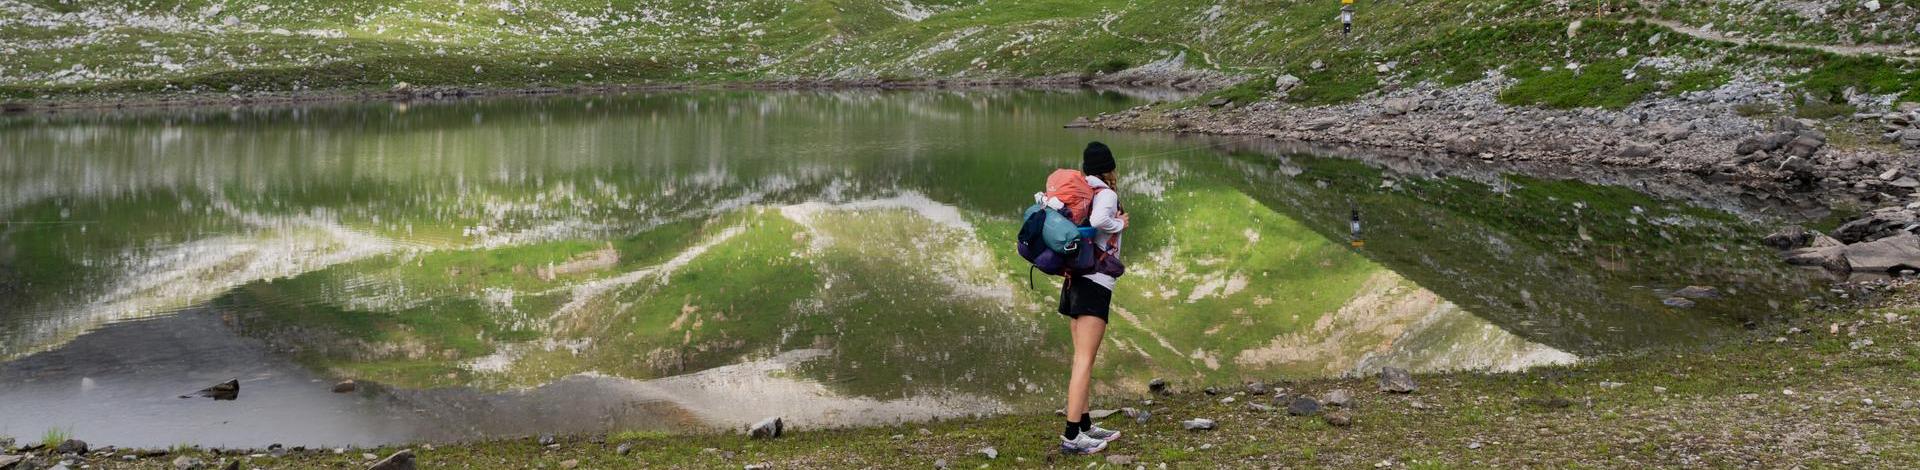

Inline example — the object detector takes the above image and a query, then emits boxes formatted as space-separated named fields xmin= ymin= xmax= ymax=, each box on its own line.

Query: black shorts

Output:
xmin=1057 ymin=279 xmax=1112 ymax=322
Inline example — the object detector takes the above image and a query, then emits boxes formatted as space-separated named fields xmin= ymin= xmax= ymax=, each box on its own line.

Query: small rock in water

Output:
xmin=538 ymin=434 xmax=557 ymax=446
xmin=1181 ymin=418 xmax=1216 ymax=431
xmin=748 ymin=417 xmax=784 ymax=439
xmin=332 ymin=380 xmax=358 ymax=393
xmin=1323 ymin=411 xmax=1352 ymax=427
xmin=1148 ymin=378 xmax=1170 ymax=395
xmin=978 ymin=447 xmax=997 ymax=459
xmin=1378 ymin=367 xmax=1417 ymax=393
xmin=182 ymin=379 xmax=240 ymax=400
xmin=55 ymin=438 xmax=88 ymax=455
xmin=1324 ymin=389 xmax=1353 ymax=407
xmin=367 ymin=449 xmax=416 ymax=470
xmin=1672 ymin=286 xmax=1720 ymax=299
xmin=1287 ymin=397 xmax=1323 ymax=416
xmin=1245 ymin=381 xmax=1270 ymax=395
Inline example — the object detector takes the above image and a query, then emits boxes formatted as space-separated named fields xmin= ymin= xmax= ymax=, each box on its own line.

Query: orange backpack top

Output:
xmin=1043 ymin=169 xmax=1096 ymax=224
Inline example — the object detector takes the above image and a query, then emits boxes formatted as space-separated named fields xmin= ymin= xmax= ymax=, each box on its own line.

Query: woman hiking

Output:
xmin=1058 ymin=142 xmax=1127 ymax=455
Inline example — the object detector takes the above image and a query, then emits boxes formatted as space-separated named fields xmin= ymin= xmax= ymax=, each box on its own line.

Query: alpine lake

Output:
xmin=0 ymin=89 xmax=1826 ymax=448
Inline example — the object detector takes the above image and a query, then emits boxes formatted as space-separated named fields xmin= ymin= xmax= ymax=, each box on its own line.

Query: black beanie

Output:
xmin=1082 ymin=142 xmax=1116 ymax=175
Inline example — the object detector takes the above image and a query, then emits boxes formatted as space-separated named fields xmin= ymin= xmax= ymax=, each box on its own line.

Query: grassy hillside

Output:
xmin=2 ymin=0 xmax=1915 ymax=108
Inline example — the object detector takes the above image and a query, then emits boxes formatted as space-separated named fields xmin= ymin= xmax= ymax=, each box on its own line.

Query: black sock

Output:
xmin=1063 ymin=420 xmax=1081 ymax=439
xmin=1079 ymin=413 xmax=1093 ymax=431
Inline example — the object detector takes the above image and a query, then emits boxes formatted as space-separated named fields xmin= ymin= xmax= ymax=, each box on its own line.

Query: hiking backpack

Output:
xmin=1015 ymin=169 xmax=1124 ymax=286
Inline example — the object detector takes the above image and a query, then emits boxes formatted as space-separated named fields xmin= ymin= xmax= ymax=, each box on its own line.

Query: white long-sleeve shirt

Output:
xmin=1082 ymin=175 xmax=1124 ymax=290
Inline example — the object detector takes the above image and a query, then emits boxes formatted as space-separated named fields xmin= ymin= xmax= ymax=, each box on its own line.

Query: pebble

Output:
xmin=978 ymin=447 xmax=997 ymax=460
xmin=1181 ymin=418 xmax=1216 ymax=431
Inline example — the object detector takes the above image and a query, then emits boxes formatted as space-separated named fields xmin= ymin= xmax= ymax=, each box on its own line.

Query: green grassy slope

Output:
xmin=3 ymin=0 xmax=1915 ymax=107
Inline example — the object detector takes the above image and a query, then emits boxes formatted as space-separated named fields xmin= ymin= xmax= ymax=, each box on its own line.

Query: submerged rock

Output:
xmin=181 ymin=379 xmax=239 ymax=400
xmin=1379 ymin=367 xmax=1417 ymax=393
xmin=366 ymin=449 xmax=415 ymax=470
xmin=748 ymin=417 xmax=784 ymax=439
xmin=1181 ymin=418 xmax=1216 ymax=431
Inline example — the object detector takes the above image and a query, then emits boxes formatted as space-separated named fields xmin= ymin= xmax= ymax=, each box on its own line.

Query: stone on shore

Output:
xmin=54 ymin=439 xmax=88 ymax=455
xmin=1379 ymin=367 xmax=1417 ymax=393
xmin=749 ymin=417 xmax=784 ymax=439
xmin=172 ymin=456 xmax=205 ymax=470
xmin=1324 ymin=411 xmax=1353 ymax=427
xmin=1324 ymin=389 xmax=1353 ymax=407
xmin=366 ymin=450 xmax=415 ymax=470
xmin=332 ymin=380 xmax=358 ymax=393
xmin=1148 ymin=378 xmax=1170 ymax=395
xmin=1287 ymin=396 xmax=1323 ymax=416
xmin=1181 ymin=418 xmax=1216 ymax=431
xmin=1245 ymin=381 xmax=1270 ymax=395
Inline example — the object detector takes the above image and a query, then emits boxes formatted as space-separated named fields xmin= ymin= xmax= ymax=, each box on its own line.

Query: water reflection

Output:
xmin=0 ymin=90 xmax=1820 ymax=446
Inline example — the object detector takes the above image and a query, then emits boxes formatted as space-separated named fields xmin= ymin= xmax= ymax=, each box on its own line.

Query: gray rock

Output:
xmin=171 ymin=456 xmax=205 ymax=470
xmin=616 ymin=443 xmax=633 ymax=455
xmin=1323 ymin=411 xmax=1353 ymax=427
xmin=366 ymin=450 xmax=415 ymax=470
xmin=1287 ymin=396 xmax=1322 ymax=416
xmin=1893 ymin=177 xmax=1920 ymax=189
xmin=1274 ymin=74 xmax=1302 ymax=93
xmin=1898 ymin=130 xmax=1920 ymax=150
xmin=1181 ymin=418 xmax=1216 ymax=431
xmin=1204 ymin=386 xmax=1220 ymax=396
xmin=1245 ymin=381 xmax=1270 ymax=395
xmin=538 ymin=434 xmax=556 ymax=446
xmin=1206 ymin=97 xmax=1231 ymax=108
xmin=1833 ymin=207 xmax=1920 ymax=243
xmin=1783 ymin=245 xmax=1852 ymax=274
xmin=1763 ymin=226 xmax=1814 ymax=250
xmin=1310 ymin=60 xmax=1325 ymax=70
xmin=54 ymin=439 xmax=87 ymax=455
xmin=1105 ymin=455 xmax=1136 ymax=465
xmin=1784 ymin=135 xmax=1824 ymax=158
xmin=1300 ymin=118 xmax=1340 ymax=131
xmin=748 ymin=417 xmax=784 ymax=439
xmin=1382 ymin=97 xmax=1421 ymax=116
xmin=1773 ymin=116 xmax=1810 ymax=133
xmin=0 ymin=456 xmax=23 ymax=469
xmin=1672 ymin=286 xmax=1720 ymax=299
xmin=1617 ymin=142 xmax=1656 ymax=158
xmin=1134 ymin=409 xmax=1153 ymax=424
xmin=1662 ymin=297 xmax=1696 ymax=308
xmin=1148 ymin=378 xmax=1170 ymax=395
xmin=390 ymin=82 xmax=413 ymax=95
xmin=1324 ymin=389 xmax=1353 ymax=407
xmin=1839 ymin=233 xmax=1920 ymax=274
xmin=977 ymin=447 xmax=997 ymax=460
xmin=1088 ymin=409 xmax=1118 ymax=420
xmin=1246 ymin=403 xmax=1275 ymax=412
xmin=1379 ymin=367 xmax=1417 ymax=393
xmin=182 ymin=379 xmax=239 ymax=400
xmin=1445 ymin=135 xmax=1483 ymax=156
xmin=933 ymin=458 xmax=948 ymax=469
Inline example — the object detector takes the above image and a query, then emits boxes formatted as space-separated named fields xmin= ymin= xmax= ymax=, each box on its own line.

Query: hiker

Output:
xmin=1339 ymin=4 xmax=1355 ymax=36
xmin=1057 ymin=142 xmax=1127 ymax=455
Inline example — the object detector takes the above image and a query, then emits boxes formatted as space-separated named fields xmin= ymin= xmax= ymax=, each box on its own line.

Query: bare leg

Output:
xmin=1064 ymin=315 xmax=1108 ymax=423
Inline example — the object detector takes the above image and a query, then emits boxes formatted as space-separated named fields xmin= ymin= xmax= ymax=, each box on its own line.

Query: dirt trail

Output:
xmin=1636 ymin=17 xmax=1917 ymax=61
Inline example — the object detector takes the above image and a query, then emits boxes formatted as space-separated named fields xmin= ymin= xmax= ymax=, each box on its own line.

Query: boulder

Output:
xmin=390 ymin=82 xmax=413 ymax=96
xmin=1273 ymin=74 xmax=1302 ymax=93
xmin=1381 ymin=97 xmax=1421 ymax=116
xmin=1735 ymin=132 xmax=1794 ymax=155
xmin=1762 ymin=226 xmax=1814 ymax=250
xmin=366 ymin=450 xmax=415 ymax=470
xmin=1783 ymin=246 xmax=1852 ymax=274
xmin=748 ymin=417 xmax=784 ymax=439
xmin=1300 ymin=118 xmax=1340 ymax=131
xmin=1444 ymin=135 xmax=1483 ymax=156
xmin=54 ymin=439 xmax=87 ymax=455
xmin=1379 ymin=367 xmax=1417 ymax=393
xmin=1898 ymin=130 xmax=1920 ymax=150
xmin=1286 ymin=396 xmax=1323 ymax=416
xmin=1655 ymin=123 xmax=1694 ymax=143
xmin=1783 ymin=135 xmax=1824 ymax=158
xmin=1773 ymin=116 xmax=1810 ymax=133
xmin=1617 ymin=141 xmax=1656 ymax=158
xmin=0 ymin=456 xmax=22 ymax=469
xmin=1180 ymin=418 xmax=1216 ymax=431
xmin=1839 ymin=233 xmax=1920 ymax=274
xmin=1324 ymin=389 xmax=1353 ymax=407
xmin=1832 ymin=207 xmax=1920 ymax=243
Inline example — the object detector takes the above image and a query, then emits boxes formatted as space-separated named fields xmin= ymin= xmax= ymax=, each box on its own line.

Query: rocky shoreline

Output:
xmin=0 ymin=69 xmax=1242 ymax=116
xmin=1073 ymin=73 xmax=1920 ymax=209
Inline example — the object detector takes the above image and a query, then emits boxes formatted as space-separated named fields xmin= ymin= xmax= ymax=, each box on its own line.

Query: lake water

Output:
xmin=0 ymin=90 xmax=1823 ymax=447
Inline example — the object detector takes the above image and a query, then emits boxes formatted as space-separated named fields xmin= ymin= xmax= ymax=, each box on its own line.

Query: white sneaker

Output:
xmin=1059 ymin=433 xmax=1109 ymax=455
xmin=1082 ymin=424 xmax=1121 ymax=442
